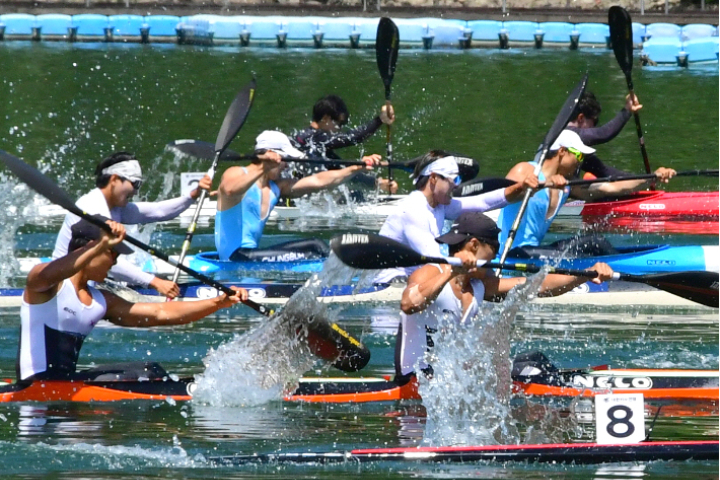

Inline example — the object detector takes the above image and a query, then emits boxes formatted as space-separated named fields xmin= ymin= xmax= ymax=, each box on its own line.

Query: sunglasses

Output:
xmin=439 ymin=174 xmax=462 ymax=186
xmin=120 ymin=176 xmax=142 ymax=191
xmin=567 ymin=147 xmax=584 ymax=162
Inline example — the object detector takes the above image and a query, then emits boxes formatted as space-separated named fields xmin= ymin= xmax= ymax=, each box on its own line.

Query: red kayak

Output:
xmin=569 ymin=191 xmax=719 ymax=218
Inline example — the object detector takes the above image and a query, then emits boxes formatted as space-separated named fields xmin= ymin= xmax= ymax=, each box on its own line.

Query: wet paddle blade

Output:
xmin=454 ymin=177 xmax=515 ymax=197
xmin=609 ymin=6 xmax=634 ymax=77
xmin=167 ymin=140 xmax=243 ymax=162
xmin=542 ymin=73 xmax=589 ymax=149
xmin=628 ymin=271 xmax=719 ymax=308
xmin=214 ymin=79 xmax=256 ymax=153
xmin=376 ymin=17 xmax=399 ymax=98
xmin=331 ymin=234 xmax=437 ymax=269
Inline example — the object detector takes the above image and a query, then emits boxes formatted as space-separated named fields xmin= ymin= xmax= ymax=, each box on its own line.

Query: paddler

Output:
xmin=566 ymin=91 xmax=676 ymax=180
xmin=18 ymin=216 xmax=247 ymax=384
xmin=290 ymin=94 xmax=398 ymax=196
xmin=396 ymin=211 xmax=614 ymax=380
xmin=497 ymin=130 xmax=675 ymax=258
xmin=373 ymin=151 xmax=540 ymax=284
xmin=215 ymin=130 xmax=382 ymax=262
xmin=52 ymin=152 xmax=213 ymax=300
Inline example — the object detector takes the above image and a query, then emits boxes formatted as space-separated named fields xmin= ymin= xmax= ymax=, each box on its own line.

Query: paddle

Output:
xmin=168 ymin=139 xmax=481 ymax=183
xmin=451 ymin=169 xmax=718 ymax=197
xmin=497 ymin=73 xmax=589 ymax=268
xmin=376 ymin=17 xmax=399 ymax=192
xmin=330 ymin=233 xmax=719 ymax=308
xmin=558 ymin=169 xmax=719 ymax=188
xmin=0 ymin=150 xmax=371 ymax=372
xmin=609 ymin=6 xmax=653 ymax=185
xmin=168 ymin=79 xmax=256 ymax=299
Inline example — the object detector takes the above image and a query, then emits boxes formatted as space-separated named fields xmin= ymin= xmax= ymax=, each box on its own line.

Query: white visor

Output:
xmin=102 ymin=159 xmax=143 ymax=183
xmin=413 ymin=156 xmax=460 ymax=184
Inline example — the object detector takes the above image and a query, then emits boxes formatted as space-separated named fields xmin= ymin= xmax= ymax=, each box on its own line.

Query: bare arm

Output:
xmin=484 ymin=263 xmax=615 ymax=299
xmin=103 ymin=287 xmax=247 ymax=327
xmin=280 ymin=156 xmax=380 ymax=198
xmin=25 ymin=240 xmax=107 ymax=298
xmin=570 ymin=167 xmax=676 ymax=201
xmin=217 ymin=164 xmax=265 ymax=211
xmin=401 ymin=264 xmax=455 ymax=314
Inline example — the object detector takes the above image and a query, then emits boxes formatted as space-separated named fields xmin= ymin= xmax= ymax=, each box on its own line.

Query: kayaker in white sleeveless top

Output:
xmin=19 ymin=215 xmax=247 ymax=383
xmin=395 ymin=212 xmax=615 ymax=380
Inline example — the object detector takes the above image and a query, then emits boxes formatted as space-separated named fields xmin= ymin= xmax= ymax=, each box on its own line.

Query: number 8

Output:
xmin=606 ymin=405 xmax=635 ymax=438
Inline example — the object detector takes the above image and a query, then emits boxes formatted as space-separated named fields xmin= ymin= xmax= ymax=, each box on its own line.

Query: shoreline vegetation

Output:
xmin=0 ymin=1 xmax=717 ymax=25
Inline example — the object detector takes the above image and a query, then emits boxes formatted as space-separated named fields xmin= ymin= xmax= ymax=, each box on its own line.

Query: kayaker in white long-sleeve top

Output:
xmin=52 ymin=152 xmax=212 ymax=299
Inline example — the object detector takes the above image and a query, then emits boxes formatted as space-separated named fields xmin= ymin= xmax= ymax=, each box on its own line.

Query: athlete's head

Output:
xmin=254 ymin=130 xmax=305 ymax=179
xmin=436 ymin=212 xmax=501 ymax=259
xmin=411 ymin=151 xmax=460 ymax=206
xmin=569 ymin=91 xmax=602 ymax=128
xmin=545 ymin=130 xmax=596 ymax=178
xmin=95 ymin=152 xmax=143 ymax=207
xmin=312 ymin=95 xmax=349 ymax=132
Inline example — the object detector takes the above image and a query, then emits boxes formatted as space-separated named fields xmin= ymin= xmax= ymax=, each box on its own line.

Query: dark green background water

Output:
xmin=0 ymin=42 xmax=717 ymax=479
xmin=1 ymin=42 xmax=718 ymax=199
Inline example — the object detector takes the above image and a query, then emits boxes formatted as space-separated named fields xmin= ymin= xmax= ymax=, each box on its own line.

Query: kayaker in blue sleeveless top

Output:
xmin=215 ymin=130 xmax=383 ymax=262
xmin=498 ymin=130 xmax=675 ymax=258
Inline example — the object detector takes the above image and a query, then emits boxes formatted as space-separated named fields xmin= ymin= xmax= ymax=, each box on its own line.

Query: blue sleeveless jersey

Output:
xmin=215 ymin=176 xmax=281 ymax=260
xmin=498 ymin=162 xmax=570 ymax=250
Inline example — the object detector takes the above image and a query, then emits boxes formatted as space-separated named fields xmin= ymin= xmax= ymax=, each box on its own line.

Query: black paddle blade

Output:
xmin=167 ymin=140 xmax=243 ymax=162
xmin=330 ymin=233 xmax=428 ymax=269
xmin=609 ymin=6 xmax=634 ymax=77
xmin=304 ymin=319 xmax=371 ymax=372
xmin=376 ymin=17 xmax=399 ymax=98
xmin=0 ymin=150 xmax=80 ymax=215
xmin=542 ymin=73 xmax=589 ymax=149
xmin=454 ymin=177 xmax=515 ymax=197
xmin=215 ymin=78 xmax=256 ymax=153
xmin=639 ymin=271 xmax=719 ymax=308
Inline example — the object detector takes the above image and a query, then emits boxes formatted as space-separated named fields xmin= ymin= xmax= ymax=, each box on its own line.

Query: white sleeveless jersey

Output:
xmin=19 ymin=279 xmax=107 ymax=380
xmin=397 ymin=267 xmax=485 ymax=376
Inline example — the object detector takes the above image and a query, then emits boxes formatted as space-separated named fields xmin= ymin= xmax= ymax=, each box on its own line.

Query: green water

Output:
xmin=0 ymin=41 xmax=718 ymax=479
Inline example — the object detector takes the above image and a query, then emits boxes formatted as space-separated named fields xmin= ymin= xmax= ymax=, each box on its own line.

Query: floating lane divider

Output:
xmin=0 ymin=13 xmax=716 ymax=61
xmin=0 ymin=150 xmax=370 ymax=372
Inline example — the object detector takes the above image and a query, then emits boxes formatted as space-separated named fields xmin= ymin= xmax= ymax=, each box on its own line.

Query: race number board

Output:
xmin=181 ymin=172 xmax=205 ymax=198
xmin=595 ymin=393 xmax=645 ymax=444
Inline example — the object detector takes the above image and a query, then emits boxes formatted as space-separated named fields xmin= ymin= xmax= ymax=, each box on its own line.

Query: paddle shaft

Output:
xmin=168 ymin=157 xmax=215 ymax=290
xmin=546 ymin=169 xmax=719 ymax=188
xmin=169 ymin=81 xmax=256 ymax=294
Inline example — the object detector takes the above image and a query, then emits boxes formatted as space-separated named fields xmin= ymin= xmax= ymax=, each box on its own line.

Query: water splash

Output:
xmin=192 ymin=281 xmax=333 ymax=406
xmin=418 ymin=270 xmax=547 ymax=446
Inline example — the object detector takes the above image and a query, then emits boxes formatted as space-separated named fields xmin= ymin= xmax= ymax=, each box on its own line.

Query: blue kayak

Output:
xmin=503 ymin=244 xmax=718 ymax=275
xmin=143 ymin=251 xmax=325 ymax=276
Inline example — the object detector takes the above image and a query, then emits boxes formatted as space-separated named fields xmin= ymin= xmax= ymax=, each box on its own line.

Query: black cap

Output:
xmin=69 ymin=215 xmax=133 ymax=255
xmin=435 ymin=212 xmax=501 ymax=246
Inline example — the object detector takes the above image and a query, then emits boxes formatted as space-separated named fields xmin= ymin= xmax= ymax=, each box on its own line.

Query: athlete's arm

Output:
xmin=103 ymin=286 xmax=247 ymax=327
xmin=401 ymin=264 xmax=454 ymax=314
xmin=576 ymin=108 xmax=632 ymax=146
xmin=281 ymin=156 xmax=380 ymax=197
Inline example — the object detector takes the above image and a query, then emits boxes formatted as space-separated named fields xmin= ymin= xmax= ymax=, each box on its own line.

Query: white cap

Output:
xmin=255 ymin=131 xmax=306 ymax=159
xmin=101 ymin=159 xmax=143 ymax=183
xmin=412 ymin=156 xmax=460 ymax=184
xmin=550 ymin=130 xmax=596 ymax=155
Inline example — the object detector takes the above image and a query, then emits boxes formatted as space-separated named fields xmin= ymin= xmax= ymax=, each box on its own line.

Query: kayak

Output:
xmin=2 ymin=353 xmax=714 ymax=404
xmin=572 ymin=191 xmax=719 ymax=218
xmin=0 ymin=277 xmax=714 ymax=311
xmin=17 ymin=243 xmax=720 ymax=282
xmin=288 ymin=351 xmax=719 ymax=403
xmin=504 ymin=244 xmax=719 ymax=275
xmin=208 ymin=440 xmax=719 ymax=465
